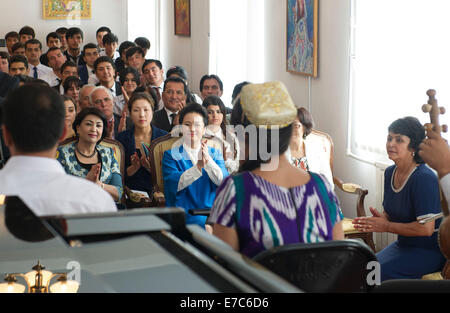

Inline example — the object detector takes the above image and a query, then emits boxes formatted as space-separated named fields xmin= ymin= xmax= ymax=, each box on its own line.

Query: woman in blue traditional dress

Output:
xmin=162 ymin=103 xmax=228 ymax=229
xmin=57 ymin=107 xmax=123 ymax=202
xmin=353 ymin=117 xmax=446 ymax=281
xmin=208 ymin=81 xmax=344 ymax=258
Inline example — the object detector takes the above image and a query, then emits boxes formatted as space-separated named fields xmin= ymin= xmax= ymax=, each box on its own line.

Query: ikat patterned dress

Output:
xmin=209 ymin=171 xmax=343 ymax=258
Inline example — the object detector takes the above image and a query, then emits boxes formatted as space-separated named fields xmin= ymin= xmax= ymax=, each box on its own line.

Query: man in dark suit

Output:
xmin=78 ymin=43 xmax=99 ymax=85
xmin=0 ymin=71 xmax=20 ymax=98
xmin=64 ymin=27 xmax=85 ymax=66
xmin=152 ymin=77 xmax=188 ymax=133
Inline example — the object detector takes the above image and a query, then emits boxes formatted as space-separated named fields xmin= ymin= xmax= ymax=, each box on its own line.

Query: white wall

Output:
xmin=159 ymin=0 xmax=209 ymax=95
xmin=159 ymin=0 xmax=378 ymax=217
xmin=0 ymin=0 xmax=128 ymax=50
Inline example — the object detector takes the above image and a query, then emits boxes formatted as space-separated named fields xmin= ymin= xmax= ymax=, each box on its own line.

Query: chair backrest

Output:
xmin=309 ymin=129 xmax=368 ymax=218
xmin=253 ymin=239 xmax=377 ymax=292
xmin=149 ymin=133 xmax=224 ymax=194
xmin=308 ymin=129 xmax=334 ymax=172
xmin=149 ymin=134 xmax=182 ymax=193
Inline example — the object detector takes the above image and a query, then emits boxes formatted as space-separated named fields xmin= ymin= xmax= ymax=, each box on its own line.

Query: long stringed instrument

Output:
xmin=420 ymin=89 xmax=450 ymax=278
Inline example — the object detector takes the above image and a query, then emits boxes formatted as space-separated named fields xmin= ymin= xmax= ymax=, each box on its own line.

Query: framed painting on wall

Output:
xmin=286 ymin=0 xmax=318 ymax=77
xmin=43 ymin=0 xmax=91 ymax=20
xmin=174 ymin=0 xmax=191 ymax=36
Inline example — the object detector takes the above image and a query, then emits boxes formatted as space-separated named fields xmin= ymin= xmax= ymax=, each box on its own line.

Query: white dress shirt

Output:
xmin=86 ymin=64 xmax=99 ymax=85
xmin=100 ymin=50 xmax=120 ymax=61
xmin=27 ymin=63 xmax=53 ymax=80
xmin=41 ymin=70 xmax=61 ymax=87
xmin=177 ymin=143 xmax=224 ymax=192
xmin=0 ymin=156 xmax=117 ymax=216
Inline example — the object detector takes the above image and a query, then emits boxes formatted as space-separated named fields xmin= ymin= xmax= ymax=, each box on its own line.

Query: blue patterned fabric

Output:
xmin=209 ymin=171 xmax=343 ymax=258
xmin=56 ymin=142 xmax=123 ymax=201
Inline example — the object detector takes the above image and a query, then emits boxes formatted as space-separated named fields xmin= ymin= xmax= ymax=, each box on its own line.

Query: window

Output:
xmin=209 ymin=0 xmax=265 ymax=106
xmin=349 ymin=0 xmax=450 ymax=164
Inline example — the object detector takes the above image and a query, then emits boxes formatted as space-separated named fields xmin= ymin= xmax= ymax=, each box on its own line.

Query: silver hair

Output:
xmin=88 ymin=85 xmax=114 ymax=105
xmin=80 ymin=83 xmax=96 ymax=96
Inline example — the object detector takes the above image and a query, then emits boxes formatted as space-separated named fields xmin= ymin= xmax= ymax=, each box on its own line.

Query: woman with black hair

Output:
xmin=61 ymin=95 xmax=77 ymax=141
xmin=209 ymin=82 xmax=344 ymax=258
xmin=353 ymin=116 xmax=446 ymax=281
xmin=57 ymin=107 xmax=123 ymax=202
xmin=63 ymin=76 xmax=83 ymax=106
xmin=116 ymin=67 xmax=141 ymax=115
xmin=203 ymin=95 xmax=240 ymax=174
xmin=116 ymin=92 xmax=167 ymax=198
xmin=286 ymin=107 xmax=334 ymax=188
xmin=162 ymin=103 xmax=228 ymax=229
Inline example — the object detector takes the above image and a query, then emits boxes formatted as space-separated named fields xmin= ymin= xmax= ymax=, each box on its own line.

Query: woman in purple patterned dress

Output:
xmin=208 ymin=82 xmax=344 ymax=258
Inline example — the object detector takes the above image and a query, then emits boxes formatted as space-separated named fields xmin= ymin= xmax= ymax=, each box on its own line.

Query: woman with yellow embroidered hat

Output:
xmin=208 ymin=81 xmax=344 ymax=258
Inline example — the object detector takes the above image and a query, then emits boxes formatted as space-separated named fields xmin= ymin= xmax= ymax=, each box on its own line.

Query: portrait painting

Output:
xmin=286 ymin=0 xmax=318 ymax=77
xmin=174 ymin=0 xmax=191 ymax=36
xmin=43 ymin=0 xmax=91 ymax=20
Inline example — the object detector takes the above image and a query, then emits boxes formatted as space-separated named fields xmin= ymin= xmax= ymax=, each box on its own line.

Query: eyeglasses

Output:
xmin=93 ymin=97 xmax=112 ymax=105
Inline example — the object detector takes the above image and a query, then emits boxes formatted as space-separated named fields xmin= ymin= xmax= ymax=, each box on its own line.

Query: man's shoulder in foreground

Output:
xmin=0 ymin=156 xmax=117 ymax=216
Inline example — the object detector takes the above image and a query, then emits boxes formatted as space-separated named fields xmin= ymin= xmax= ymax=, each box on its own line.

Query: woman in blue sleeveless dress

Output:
xmin=353 ymin=117 xmax=446 ymax=281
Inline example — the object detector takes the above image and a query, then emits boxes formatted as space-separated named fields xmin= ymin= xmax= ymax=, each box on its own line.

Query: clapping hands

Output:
xmin=86 ymin=163 xmax=101 ymax=184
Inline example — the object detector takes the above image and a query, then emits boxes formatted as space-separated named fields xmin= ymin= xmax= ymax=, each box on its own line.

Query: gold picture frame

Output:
xmin=174 ymin=0 xmax=191 ymax=36
xmin=286 ymin=0 xmax=318 ymax=77
xmin=43 ymin=0 xmax=91 ymax=20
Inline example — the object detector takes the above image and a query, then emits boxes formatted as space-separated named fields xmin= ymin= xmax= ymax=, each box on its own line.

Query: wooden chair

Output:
xmin=308 ymin=129 xmax=376 ymax=252
xmin=148 ymin=132 xmax=223 ymax=208
xmin=58 ymin=136 xmax=127 ymax=205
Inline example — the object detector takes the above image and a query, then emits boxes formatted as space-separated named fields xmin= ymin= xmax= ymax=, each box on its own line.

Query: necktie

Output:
xmin=153 ymin=87 xmax=161 ymax=105
xmin=33 ymin=67 xmax=38 ymax=79
xmin=170 ymin=113 xmax=177 ymax=126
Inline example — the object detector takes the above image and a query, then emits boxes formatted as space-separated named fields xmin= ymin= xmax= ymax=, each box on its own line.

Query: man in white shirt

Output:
xmin=41 ymin=47 xmax=67 ymax=87
xmin=100 ymin=33 xmax=120 ymax=61
xmin=419 ymin=128 xmax=450 ymax=207
xmin=0 ymin=85 xmax=117 ymax=216
xmin=25 ymin=39 xmax=53 ymax=80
